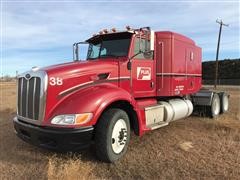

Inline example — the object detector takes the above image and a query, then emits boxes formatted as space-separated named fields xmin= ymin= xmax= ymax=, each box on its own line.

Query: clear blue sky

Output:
xmin=1 ymin=0 xmax=239 ymax=76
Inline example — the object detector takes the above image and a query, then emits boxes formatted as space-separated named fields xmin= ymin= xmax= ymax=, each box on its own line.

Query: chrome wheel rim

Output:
xmin=111 ymin=119 xmax=127 ymax=154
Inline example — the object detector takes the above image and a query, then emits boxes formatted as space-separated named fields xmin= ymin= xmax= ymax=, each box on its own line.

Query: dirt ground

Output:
xmin=0 ymin=82 xmax=240 ymax=179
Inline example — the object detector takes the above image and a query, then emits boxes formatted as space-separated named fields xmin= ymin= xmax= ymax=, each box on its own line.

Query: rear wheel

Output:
xmin=220 ymin=93 xmax=229 ymax=113
xmin=209 ymin=93 xmax=220 ymax=118
xmin=95 ymin=108 xmax=130 ymax=162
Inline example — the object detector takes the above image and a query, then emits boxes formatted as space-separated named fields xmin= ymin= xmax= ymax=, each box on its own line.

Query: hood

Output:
xmin=42 ymin=59 xmax=119 ymax=78
xmin=42 ymin=59 xmax=121 ymax=119
xmin=43 ymin=59 xmax=121 ymax=98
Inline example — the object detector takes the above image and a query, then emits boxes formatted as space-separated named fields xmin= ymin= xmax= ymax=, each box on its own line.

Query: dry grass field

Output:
xmin=0 ymin=82 xmax=240 ymax=179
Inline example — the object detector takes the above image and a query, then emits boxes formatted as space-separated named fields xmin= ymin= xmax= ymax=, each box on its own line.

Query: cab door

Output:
xmin=131 ymin=37 xmax=155 ymax=98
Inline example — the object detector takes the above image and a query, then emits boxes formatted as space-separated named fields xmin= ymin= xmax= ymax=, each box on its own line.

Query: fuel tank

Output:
xmin=158 ymin=99 xmax=193 ymax=122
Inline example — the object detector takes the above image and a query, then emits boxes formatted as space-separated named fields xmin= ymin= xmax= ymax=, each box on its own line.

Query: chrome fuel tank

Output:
xmin=158 ymin=99 xmax=193 ymax=122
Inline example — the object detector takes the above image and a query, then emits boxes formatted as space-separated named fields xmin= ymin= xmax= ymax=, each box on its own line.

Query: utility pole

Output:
xmin=214 ymin=19 xmax=229 ymax=89
xmin=16 ymin=71 xmax=18 ymax=80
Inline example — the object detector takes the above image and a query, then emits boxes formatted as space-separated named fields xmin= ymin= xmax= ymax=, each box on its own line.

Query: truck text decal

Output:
xmin=49 ymin=77 xmax=63 ymax=86
xmin=137 ymin=67 xmax=151 ymax=80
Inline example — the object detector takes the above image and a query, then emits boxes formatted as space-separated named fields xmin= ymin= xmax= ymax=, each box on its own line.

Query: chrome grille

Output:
xmin=17 ymin=71 xmax=47 ymax=124
xmin=18 ymin=77 xmax=41 ymax=120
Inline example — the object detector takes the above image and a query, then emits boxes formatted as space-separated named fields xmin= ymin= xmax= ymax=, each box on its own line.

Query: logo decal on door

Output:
xmin=137 ymin=67 xmax=151 ymax=80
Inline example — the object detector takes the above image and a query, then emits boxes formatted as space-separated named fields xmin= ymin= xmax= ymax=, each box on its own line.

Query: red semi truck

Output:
xmin=13 ymin=27 xmax=229 ymax=162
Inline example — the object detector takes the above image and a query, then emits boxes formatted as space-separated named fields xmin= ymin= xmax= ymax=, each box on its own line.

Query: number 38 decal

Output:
xmin=49 ymin=77 xmax=63 ymax=86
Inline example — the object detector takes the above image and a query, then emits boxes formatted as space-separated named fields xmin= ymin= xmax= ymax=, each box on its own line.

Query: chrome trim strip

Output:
xmin=156 ymin=73 xmax=201 ymax=76
xmin=26 ymin=79 xmax=29 ymax=117
xmin=33 ymin=77 xmax=36 ymax=119
xmin=20 ymin=78 xmax=23 ymax=116
xmin=59 ymin=76 xmax=130 ymax=97
xmin=59 ymin=81 xmax=94 ymax=96
xmin=108 ymin=76 xmax=130 ymax=81
xmin=38 ymin=73 xmax=48 ymax=121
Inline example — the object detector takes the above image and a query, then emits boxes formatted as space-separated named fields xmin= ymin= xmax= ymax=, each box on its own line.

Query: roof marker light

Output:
xmin=111 ymin=28 xmax=117 ymax=32
xmin=126 ymin=25 xmax=131 ymax=30
xmin=103 ymin=29 xmax=108 ymax=33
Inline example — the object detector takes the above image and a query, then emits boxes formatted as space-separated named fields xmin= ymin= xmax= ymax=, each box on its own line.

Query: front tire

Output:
xmin=95 ymin=108 xmax=130 ymax=162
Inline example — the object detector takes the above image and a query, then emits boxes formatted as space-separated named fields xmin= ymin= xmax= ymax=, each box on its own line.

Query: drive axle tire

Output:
xmin=209 ymin=93 xmax=220 ymax=118
xmin=95 ymin=108 xmax=130 ymax=163
xmin=220 ymin=93 xmax=229 ymax=113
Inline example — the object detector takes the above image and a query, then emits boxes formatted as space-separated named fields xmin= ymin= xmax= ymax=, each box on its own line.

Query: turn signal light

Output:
xmin=75 ymin=113 xmax=93 ymax=124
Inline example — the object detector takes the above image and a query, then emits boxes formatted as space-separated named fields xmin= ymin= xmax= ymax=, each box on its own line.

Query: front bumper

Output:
xmin=13 ymin=117 xmax=94 ymax=151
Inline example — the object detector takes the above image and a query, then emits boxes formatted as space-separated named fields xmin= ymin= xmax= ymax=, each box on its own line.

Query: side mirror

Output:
xmin=127 ymin=61 xmax=132 ymax=70
xmin=150 ymin=30 xmax=154 ymax=51
xmin=72 ymin=41 xmax=89 ymax=61
xmin=73 ymin=43 xmax=79 ymax=61
xmin=144 ymin=30 xmax=154 ymax=52
xmin=127 ymin=50 xmax=143 ymax=71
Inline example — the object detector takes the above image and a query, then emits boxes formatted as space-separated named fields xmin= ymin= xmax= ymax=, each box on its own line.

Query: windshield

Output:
xmin=87 ymin=33 xmax=132 ymax=60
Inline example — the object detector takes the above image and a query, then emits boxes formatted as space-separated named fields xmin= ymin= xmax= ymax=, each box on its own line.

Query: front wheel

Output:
xmin=95 ymin=108 xmax=130 ymax=162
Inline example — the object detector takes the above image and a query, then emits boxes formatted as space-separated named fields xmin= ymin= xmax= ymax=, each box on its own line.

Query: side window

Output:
xmin=134 ymin=38 xmax=153 ymax=60
xmin=100 ymin=48 xmax=107 ymax=56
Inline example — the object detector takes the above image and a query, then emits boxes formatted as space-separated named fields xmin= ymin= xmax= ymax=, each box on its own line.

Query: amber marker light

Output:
xmin=103 ymin=29 xmax=108 ymax=33
xmin=111 ymin=28 xmax=116 ymax=32
xmin=126 ymin=25 xmax=131 ymax=30
xmin=75 ymin=113 xmax=93 ymax=125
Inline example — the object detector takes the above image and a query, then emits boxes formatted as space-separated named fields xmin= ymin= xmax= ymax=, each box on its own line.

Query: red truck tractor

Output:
xmin=13 ymin=27 xmax=229 ymax=162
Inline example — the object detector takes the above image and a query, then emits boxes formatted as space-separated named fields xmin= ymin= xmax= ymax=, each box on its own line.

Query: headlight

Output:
xmin=51 ymin=113 xmax=93 ymax=125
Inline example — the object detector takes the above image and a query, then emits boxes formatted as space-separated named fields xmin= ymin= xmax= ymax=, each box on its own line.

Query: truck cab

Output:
xmin=13 ymin=26 xmax=229 ymax=162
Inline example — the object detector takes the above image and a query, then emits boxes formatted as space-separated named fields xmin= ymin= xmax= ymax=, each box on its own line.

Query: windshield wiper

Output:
xmin=87 ymin=57 xmax=98 ymax=60
xmin=87 ymin=54 xmax=124 ymax=60
xmin=99 ymin=54 xmax=120 ymax=58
